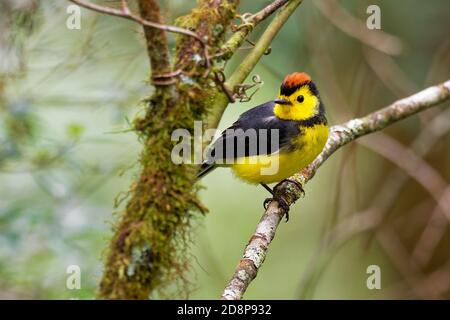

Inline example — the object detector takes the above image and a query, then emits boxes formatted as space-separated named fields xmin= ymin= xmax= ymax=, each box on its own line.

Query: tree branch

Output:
xmin=137 ymin=0 xmax=171 ymax=79
xmin=69 ymin=0 xmax=204 ymax=44
xmin=207 ymin=0 xmax=304 ymax=129
xmin=97 ymin=0 xmax=240 ymax=300
xmin=69 ymin=0 xmax=209 ymax=77
xmin=221 ymin=79 xmax=450 ymax=300
xmin=219 ymin=0 xmax=289 ymax=60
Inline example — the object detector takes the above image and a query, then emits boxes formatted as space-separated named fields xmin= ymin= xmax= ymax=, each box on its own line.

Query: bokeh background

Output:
xmin=0 ymin=0 xmax=449 ymax=299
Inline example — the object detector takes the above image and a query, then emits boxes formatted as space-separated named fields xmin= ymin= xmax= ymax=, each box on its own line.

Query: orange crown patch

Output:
xmin=282 ymin=72 xmax=311 ymax=88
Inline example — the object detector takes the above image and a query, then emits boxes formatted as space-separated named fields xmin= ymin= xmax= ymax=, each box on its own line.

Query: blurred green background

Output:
xmin=0 ymin=0 xmax=449 ymax=299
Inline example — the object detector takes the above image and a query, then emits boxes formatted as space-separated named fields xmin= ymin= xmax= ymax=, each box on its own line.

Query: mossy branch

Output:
xmin=221 ymin=80 xmax=450 ymax=300
xmin=97 ymin=0 xmax=239 ymax=299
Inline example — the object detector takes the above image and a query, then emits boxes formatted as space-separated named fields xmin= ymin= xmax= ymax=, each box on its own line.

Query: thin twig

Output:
xmin=208 ymin=0 xmax=292 ymax=105
xmin=69 ymin=0 xmax=204 ymax=44
xmin=208 ymin=0 xmax=304 ymax=129
xmin=69 ymin=0 xmax=210 ymax=72
xmin=221 ymin=80 xmax=450 ymax=300
xmin=219 ymin=0 xmax=289 ymax=59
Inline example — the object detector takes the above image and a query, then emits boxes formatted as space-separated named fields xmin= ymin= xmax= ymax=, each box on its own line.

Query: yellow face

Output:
xmin=273 ymin=85 xmax=319 ymax=121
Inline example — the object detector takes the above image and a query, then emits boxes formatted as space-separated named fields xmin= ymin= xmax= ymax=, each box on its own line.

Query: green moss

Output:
xmin=98 ymin=87 xmax=214 ymax=299
xmin=98 ymin=1 xmax=239 ymax=300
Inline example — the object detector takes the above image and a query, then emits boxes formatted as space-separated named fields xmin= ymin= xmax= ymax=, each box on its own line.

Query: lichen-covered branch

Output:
xmin=221 ymin=79 xmax=450 ymax=300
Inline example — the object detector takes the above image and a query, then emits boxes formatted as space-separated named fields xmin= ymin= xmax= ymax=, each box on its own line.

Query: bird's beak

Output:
xmin=274 ymin=98 xmax=292 ymax=105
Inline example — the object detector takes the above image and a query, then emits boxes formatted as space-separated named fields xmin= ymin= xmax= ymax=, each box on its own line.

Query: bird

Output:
xmin=198 ymin=72 xmax=329 ymax=220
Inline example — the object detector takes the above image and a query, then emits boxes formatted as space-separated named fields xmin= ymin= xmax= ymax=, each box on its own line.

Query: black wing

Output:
xmin=198 ymin=101 xmax=300 ymax=177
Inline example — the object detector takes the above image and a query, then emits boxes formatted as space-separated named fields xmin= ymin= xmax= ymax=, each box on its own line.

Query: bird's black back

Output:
xmin=198 ymin=100 xmax=327 ymax=178
xmin=204 ymin=101 xmax=300 ymax=165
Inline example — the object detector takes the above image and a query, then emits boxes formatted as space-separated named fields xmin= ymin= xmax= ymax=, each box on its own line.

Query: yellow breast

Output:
xmin=231 ymin=124 xmax=329 ymax=184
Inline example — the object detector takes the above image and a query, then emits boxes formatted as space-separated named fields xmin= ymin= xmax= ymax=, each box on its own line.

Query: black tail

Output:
xmin=197 ymin=163 xmax=216 ymax=179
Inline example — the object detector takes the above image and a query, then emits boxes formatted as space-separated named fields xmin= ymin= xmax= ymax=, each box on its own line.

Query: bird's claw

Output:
xmin=263 ymin=198 xmax=271 ymax=210
xmin=263 ymin=196 xmax=290 ymax=222
xmin=262 ymin=179 xmax=305 ymax=222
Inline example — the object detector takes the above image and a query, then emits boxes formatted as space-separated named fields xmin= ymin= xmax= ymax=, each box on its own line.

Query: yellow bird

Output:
xmin=198 ymin=72 xmax=329 ymax=219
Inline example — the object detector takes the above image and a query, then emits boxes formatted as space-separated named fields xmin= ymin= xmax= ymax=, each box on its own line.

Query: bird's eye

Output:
xmin=297 ymin=95 xmax=304 ymax=103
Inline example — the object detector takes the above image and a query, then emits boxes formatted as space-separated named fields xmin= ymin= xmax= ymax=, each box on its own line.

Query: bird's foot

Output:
xmin=263 ymin=195 xmax=291 ymax=222
xmin=262 ymin=179 xmax=305 ymax=222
